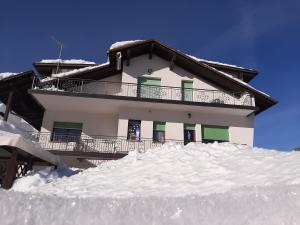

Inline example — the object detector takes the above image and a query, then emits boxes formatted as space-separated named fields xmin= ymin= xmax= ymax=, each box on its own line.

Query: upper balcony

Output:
xmin=30 ymin=77 xmax=256 ymax=115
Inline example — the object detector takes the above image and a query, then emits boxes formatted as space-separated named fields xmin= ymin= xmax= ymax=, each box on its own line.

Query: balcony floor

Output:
xmin=30 ymin=90 xmax=256 ymax=116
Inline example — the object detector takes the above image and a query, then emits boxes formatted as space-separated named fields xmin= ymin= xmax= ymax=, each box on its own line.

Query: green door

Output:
xmin=138 ymin=77 xmax=161 ymax=99
xmin=182 ymin=81 xmax=193 ymax=101
xmin=202 ymin=125 xmax=229 ymax=143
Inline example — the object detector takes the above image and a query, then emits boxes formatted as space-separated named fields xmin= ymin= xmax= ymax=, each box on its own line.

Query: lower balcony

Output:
xmin=30 ymin=133 xmax=200 ymax=156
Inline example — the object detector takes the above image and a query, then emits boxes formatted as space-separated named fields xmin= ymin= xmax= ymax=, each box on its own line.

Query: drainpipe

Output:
xmin=116 ymin=52 xmax=122 ymax=71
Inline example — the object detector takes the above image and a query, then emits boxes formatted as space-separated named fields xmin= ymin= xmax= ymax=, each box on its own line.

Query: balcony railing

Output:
xmin=32 ymin=77 xmax=254 ymax=107
xmin=29 ymin=133 xmax=200 ymax=154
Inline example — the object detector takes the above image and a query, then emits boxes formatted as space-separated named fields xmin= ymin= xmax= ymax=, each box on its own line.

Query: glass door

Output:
xmin=138 ymin=77 xmax=161 ymax=99
xmin=182 ymin=81 xmax=193 ymax=101
xmin=127 ymin=120 xmax=141 ymax=141
xmin=184 ymin=123 xmax=195 ymax=145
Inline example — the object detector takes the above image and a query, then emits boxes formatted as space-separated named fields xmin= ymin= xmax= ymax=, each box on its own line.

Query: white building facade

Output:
xmin=29 ymin=39 xmax=277 ymax=166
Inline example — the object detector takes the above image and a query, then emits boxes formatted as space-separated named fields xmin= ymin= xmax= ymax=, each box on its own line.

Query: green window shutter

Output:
xmin=53 ymin=122 xmax=83 ymax=130
xmin=182 ymin=81 xmax=193 ymax=89
xmin=202 ymin=125 xmax=229 ymax=141
xmin=182 ymin=81 xmax=193 ymax=101
xmin=138 ymin=77 xmax=161 ymax=99
xmin=184 ymin=123 xmax=195 ymax=130
xmin=138 ymin=77 xmax=161 ymax=86
xmin=153 ymin=121 xmax=165 ymax=131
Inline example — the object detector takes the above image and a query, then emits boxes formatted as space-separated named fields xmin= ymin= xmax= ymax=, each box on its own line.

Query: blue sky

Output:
xmin=1 ymin=0 xmax=299 ymax=150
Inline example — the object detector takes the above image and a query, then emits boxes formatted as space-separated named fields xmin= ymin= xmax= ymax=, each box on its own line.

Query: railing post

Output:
xmin=80 ymin=80 xmax=84 ymax=93
xmin=57 ymin=78 xmax=60 ymax=90
xmin=233 ymin=92 xmax=235 ymax=106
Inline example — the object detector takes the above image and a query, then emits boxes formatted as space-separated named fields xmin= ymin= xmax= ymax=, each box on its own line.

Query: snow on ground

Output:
xmin=11 ymin=142 xmax=300 ymax=198
xmin=39 ymin=59 xmax=96 ymax=64
xmin=2 ymin=185 xmax=300 ymax=225
xmin=2 ymin=142 xmax=300 ymax=224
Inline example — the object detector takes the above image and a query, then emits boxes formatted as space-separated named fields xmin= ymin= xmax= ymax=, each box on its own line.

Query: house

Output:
xmin=0 ymin=39 xmax=277 ymax=167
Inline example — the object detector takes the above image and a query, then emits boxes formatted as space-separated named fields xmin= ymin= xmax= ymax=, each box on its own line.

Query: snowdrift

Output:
xmin=2 ymin=142 xmax=300 ymax=224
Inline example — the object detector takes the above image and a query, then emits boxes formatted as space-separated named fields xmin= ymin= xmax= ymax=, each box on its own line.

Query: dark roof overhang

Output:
xmin=0 ymin=71 xmax=44 ymax=130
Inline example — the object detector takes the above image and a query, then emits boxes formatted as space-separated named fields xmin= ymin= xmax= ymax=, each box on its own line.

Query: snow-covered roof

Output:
xmin=110 ymin=40 xmax=144 ymax=50
xmin=0 ymin=121 xmax=60 ymax=166
xmin=203 ymin=63 xmax=270 ymax=97
xmin=39 ymin=59 xmax=96 ymax=64
xmin=41 ymin=62 xmax=109 ymax=82
xmin=0 ymin=72 xmax=19 ymax=80
xmin=186 ymin=54 xmax=253 ymax=71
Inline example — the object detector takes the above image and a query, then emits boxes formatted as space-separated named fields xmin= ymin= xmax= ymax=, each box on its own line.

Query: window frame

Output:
xmin=127 ymin=119 xmax=141 ymax=141
xmin=184 ymin=123 xmax=196 ymax=145
xmin=51 ymin=121 xmax=83 ymax=143
xmin=153 ymin=121 xmax=166 ymax=143
xmin=201 ymin=125 xmax=229 ymax=143
xmin=181 ymin=80 xmax=193 ymax=101
xmin=137 ymin=77 xmax=161 ymax=99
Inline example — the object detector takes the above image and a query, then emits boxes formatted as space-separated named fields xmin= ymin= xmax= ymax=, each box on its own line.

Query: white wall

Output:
xmin=122 ymin=54 xmax=218 ymax=90
xmin=117 ymin=107 xmax=254 ymax=146
xmin=41 ymin=110 xmax=118 ymax=137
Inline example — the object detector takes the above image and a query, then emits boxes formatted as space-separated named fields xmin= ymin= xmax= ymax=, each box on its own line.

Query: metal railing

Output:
xmin=32 ymin=77 xmax=254 ymax=107
xmin=31 ymin=133 xmax=200 ymax=154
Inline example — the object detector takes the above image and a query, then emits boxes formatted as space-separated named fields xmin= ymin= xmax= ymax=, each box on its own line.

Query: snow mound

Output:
xmin=2 ymin=185 xmax=300 ymax=225
xmin=40 ymin=59 xmax=96 ymax=64
xmin=4 ymin=143 xmax=300 ymax=224
xmin=12 ymin=142 xmax=300 ymax=198
xmin=110 ymin=40 xmax=144 ymax=50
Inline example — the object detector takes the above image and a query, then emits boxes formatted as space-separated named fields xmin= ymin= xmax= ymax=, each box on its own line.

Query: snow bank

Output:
xmin=40 ymin=59 xmax=96 ymax=64
xmin=110 ymin=40 xmax=144 ymax=50
xmin=2 ymin=184 xmax=300 ymax=225
xmin=11 ymin=142 xmax=300 ymax=198
xmin=3 ymin=142 xmax=300 ymax=224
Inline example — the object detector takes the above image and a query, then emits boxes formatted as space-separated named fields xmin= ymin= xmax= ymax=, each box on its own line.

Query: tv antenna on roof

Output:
xmin=51 ymin=36 xmax=64 ymax=74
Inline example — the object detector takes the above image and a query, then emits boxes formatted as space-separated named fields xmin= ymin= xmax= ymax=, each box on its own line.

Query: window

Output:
xmin=51 ymin=122 xmax=82 ymax=142
xmin=184 ymin=123 xmax=195 ymax=145
xmin=137 ymin=77 xmax=161 ymax=99
xmin=127 ymin=120 xmax=141 ymax=141
xmin=153 ymin=121 xmax=165 ymax=143
xmin=182 ymin=81 xmax=193 ymax=101
xmin=202 ymin=125 xmax=229 ymax=143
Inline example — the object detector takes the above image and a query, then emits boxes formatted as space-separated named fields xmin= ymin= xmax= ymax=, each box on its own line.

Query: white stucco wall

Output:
xmin=122 ymin=54 xmax=218 ymax=90
xmin=41 ymin=110 xmax=118 ymax=137
xmin=38 ymin=54 xmax=255 ymax=147
xmin=118 ymin=107 xmax=254 ymax=146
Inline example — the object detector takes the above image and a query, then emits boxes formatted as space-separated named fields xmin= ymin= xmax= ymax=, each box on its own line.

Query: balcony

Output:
xmin=29 ymin=133 xmax=199 ymax=156
xmin=31 ymin=77 xmax=255 ymax=108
